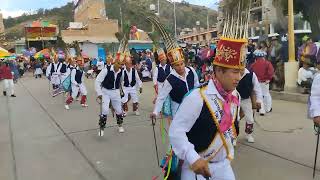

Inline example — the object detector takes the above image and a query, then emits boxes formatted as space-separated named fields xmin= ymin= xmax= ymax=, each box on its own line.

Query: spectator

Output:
xmin=247 ymin=39 xmax=256 ymax=66
xmin=297 ymin=58 xmax=315 ymax=94
xmin=250 ymin=50 xmax=274 ymax=116
xmin=298 ymin=35 xmax=317 ymax=67
xmin=268 ymin=36 xmax=282 ymax=69
xmin=0 ymin=61 xmax=16 ymax=97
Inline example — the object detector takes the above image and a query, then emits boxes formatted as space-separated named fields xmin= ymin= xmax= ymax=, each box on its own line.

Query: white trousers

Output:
xmin=259 ymin=82 xmax=272 ymax=114
xmin=71 ymin=83 xmax=87 ymax=98
xmin=50 ymin=73 xmax=60 ymax=86
xmin=121 ymin=87 xmax=139 ymax=103
xmin=2 ymin=79 xmax=14 ymax=95
xmin=240 ymin=98 xmax=254 ymax=124
xmin=181 ymin=159 xmax=235 ymax=180
xmin=34 ymin=68 xmax=42 ymax=75
xmin=101 ymin=88 xmax=122 ymax=115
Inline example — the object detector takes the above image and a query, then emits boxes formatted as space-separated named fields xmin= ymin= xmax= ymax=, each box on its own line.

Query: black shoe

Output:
xmin=3 ymin=91 xmax=6 ymax=96
xmin=260 ymin=113 xmax=265 ymax=116
xmin=11 ymin=94 xmax=16 ymax=97
xmin=268 ymin=108 xmax=273 ymax=113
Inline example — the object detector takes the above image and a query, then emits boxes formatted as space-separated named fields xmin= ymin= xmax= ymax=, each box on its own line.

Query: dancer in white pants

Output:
xmin=259 ymin=82 xmax=272 ymax=114
xmin=65 ymin=60 xmax=88 ymax=110
xmin=121 ymin=57 xmax=142 ymax=116
xmin=237 ymin=68 xmax=263 ymax=143
xmin=95 ymin=60 xmax=125 ymax=134
xmin=46 ymin=57 xmax=61 ymax=90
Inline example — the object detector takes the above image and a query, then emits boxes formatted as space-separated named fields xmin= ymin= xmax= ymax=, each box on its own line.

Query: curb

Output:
xmin=270 ymin=90 xmax=308 ymax=104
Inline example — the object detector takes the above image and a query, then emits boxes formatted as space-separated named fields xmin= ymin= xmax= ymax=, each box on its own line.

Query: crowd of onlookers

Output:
xmin=2 ymin=35 xmax=320 ymax=95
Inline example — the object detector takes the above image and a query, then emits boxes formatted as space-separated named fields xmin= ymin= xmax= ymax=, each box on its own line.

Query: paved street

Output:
xmin=0 ymin=73 xmax=319 ymax=180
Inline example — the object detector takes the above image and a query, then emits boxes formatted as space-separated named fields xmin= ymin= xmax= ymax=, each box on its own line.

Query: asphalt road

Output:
xmin=0 ymin=73 xmax=318 ymax=180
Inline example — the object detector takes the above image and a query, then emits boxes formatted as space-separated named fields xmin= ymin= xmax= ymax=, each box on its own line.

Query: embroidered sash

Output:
xmin=199 ymin=87 xmax=239 ymax=162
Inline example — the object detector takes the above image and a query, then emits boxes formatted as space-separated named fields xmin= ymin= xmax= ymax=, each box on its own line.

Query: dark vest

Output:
xmin=186 ymin=93 xmax=239 ymax=153
xmin=157 ymin=64 xmax=170 ymax=83
xmin=75 ymin=69 xmax=83 ymax=84
xmin=106 ymin=65 xmax=111 ymax=71
xmin=102 ymin=68 xmax=122 ymax=89
xmin=60 ymin=64 xmax=67 ymax=73
xmin=236 ymin=72 xmax=253 ymax=99
xmin=50 ymin=63 xmax=60 ymax=75
xmin=124 ymin=68 xmax=136 ymax=87
xmin=167 ymin=67 xmax=195 ymax=104
xmin=186 ymin=101 xmax=218 ymax=153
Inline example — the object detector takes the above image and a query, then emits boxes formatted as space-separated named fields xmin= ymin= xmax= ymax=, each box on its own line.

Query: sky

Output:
xmin=0 ymin=0 xmax=219 ymax=19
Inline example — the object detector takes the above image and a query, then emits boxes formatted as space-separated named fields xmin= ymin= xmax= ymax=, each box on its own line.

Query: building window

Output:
xmin=203 ymin=34 xmax=206 ymax=40
xmin=196 ymin=36 xmax=199 ymax=41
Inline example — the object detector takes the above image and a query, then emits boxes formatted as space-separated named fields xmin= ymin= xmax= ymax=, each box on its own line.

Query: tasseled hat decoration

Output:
xmin=147 ymin=16 xmax=184 ymax=65
xmin=115 ymin=23 xmax=131 ymax=65
xmin=213 ymin=3 xmax=250 ymax=70
xmin=149 ymin=31 xmax=167 ymax=62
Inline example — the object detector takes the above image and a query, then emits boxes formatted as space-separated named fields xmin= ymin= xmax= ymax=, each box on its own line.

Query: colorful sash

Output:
xmin=199 ymin=87 xmax=238 ymax=162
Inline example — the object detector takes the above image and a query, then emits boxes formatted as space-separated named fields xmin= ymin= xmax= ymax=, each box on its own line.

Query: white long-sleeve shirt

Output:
xmin=70 ymin=66 xmax=84 ymax=86
xmin=95 ymin=65 xmax=123 ymax=96
xmin=97 ymin=61 xmax=105 ymax=70
xmin=153 ymin=67 xmax=200 ymax=116
xmin=297 ymin=67 xmax=314 ymax=84
xmin=123 ymin=67 xmax=143 ymax=88
xmin=152 ymin=63 xmax=172 ymax=85
xmin=311 ymin=73 xmax=320 ymax=118
xmin=46 ymin=62 xmax=61 ymax=77
xmin=242 ymin=68 xmax=263 ymax=103
xmin=169 ymin=80 xmax=239 ymax=167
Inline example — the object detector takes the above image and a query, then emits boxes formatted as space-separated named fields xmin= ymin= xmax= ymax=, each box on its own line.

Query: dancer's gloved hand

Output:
xmin=139 ymin=87 xmax=143 ymax=94
xmin=191 ymin=158 xmax=212 ymax=179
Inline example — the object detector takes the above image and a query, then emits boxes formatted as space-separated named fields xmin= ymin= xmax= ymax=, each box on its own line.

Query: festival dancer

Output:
xmin=121 ymin=56 xmax=143 ymax=116
xmin=46 ymin=54 xmax=62 ymax=90
xmin=65 ymin=59 xmax=88 ymax=110
xmin=236 ymin=68 xmax=263 ymax=143
xmin=169 ymin=12 xmax=248 ymax=179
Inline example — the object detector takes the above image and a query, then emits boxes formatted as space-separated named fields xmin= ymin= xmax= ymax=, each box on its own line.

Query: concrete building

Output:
xmin=217 ymin=0 xmax=311 ymax=39
xmin=74 ymin=0 xmax=106 ymax=25
xmin=179 ymin=28 xmax=217 ymax=46
xmin=61 ymin=0 xmax=119 ymax=45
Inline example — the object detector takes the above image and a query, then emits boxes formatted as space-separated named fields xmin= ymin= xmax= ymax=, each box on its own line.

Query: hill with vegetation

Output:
xmin=3 ymin=0 xmax=217 ymax=41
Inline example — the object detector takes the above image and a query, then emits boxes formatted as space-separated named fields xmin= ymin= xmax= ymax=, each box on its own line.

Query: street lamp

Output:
xmin=150 ymin=4 xmax=156 ymax=51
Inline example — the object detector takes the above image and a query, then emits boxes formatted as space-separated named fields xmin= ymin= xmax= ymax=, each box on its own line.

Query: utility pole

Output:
xmin=173 ymin=1 xmax=177 ymax=38
xmin=207 ymin=10 xmax=210 ymax=31
xmin=288 ymin=0 xmax=295 ymax=62
xmin=284 ymin=0 xmax=298 ymax=90
xmin=157 ymin=0 xmax=160 ymax=16
xmin=120 ymin=5 xmax=123 ymax=32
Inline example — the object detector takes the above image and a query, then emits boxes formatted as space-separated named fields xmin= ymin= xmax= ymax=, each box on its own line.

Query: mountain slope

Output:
xmin=3 ymin=0 xmax=217 ymax=40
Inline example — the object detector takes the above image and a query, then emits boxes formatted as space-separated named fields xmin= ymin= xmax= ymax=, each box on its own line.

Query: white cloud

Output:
xmin=1 ymin=9 xmax=30 ymax=18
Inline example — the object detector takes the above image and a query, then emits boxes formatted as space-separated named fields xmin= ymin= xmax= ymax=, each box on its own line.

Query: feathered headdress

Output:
xmin=148 ymin=31 xmax=166 ymax=61
xmin=115 ymin=22 xmax=131 ymax=65
xmin=214 ymin=2 xmax=250 ymax=70
xmin=146 ymin=16 xmax=184 ymax=65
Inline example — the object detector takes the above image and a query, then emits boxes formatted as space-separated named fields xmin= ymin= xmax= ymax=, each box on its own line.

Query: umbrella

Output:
xmin=0 ymin=47 xmax=11 ymax=57
xmin=34 ymin=48 xmax=50 ymax=59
